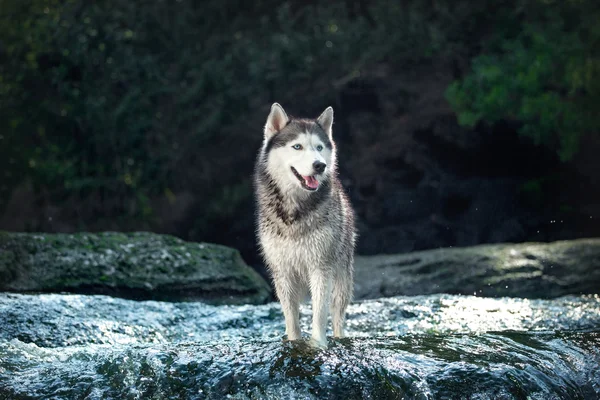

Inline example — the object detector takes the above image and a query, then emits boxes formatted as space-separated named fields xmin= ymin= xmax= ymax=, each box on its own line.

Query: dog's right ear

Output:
xmin=264 ymin=103 xmax=289 ymax=140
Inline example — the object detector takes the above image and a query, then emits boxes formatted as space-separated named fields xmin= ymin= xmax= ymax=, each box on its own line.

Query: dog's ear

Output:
xmin=317 ymin=106 xmax=334 ymax=139
xmin=264 ymin=103 xmax=289 ymax=140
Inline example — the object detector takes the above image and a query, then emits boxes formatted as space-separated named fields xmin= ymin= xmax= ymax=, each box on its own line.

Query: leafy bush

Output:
xmin=0 ymin=0 xmax=493 ymax=227
xmin=3 ymin=0 xmax=596 ymax=235
xmin=446 ymin=0 xmax=600 ymax=161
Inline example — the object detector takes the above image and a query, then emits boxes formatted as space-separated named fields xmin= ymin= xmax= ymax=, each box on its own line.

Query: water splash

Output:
xmin=1 ymin=293 xmax=599 ymax=399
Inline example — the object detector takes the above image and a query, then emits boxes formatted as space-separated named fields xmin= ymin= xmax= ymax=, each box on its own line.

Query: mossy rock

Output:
xmin=0 ymin=231 xmax=271 ymax=304
xmin=354 ymin=239 xmax=600 ymax=299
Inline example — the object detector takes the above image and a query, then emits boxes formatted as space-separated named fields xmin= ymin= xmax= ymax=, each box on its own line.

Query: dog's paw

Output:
xmin=308 ymin=336 xmax=328 ymax=349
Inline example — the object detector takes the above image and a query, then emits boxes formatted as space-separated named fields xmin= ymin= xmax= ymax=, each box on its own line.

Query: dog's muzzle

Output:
xmin=291 ymin=167 xmax=319 ymax=191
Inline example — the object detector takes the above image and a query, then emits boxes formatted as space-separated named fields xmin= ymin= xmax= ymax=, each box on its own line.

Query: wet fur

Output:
xmin=254 ymin=104 xmax=356 ymax=347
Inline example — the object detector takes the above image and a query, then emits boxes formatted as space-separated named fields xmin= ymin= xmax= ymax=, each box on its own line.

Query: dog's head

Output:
xmin=262 ymin=103 xmax=335 ymax=194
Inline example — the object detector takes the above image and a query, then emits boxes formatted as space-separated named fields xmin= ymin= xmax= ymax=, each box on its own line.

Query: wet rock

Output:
xmin=354 ymin=238 xmax=600 ymax=299
xmin=2 ymin=333 xmax=599 ymax=399
xmin=0 ymin=231 xmax=271 ymax=304
xmin=0 ymin=293 xmax=599 ymax=399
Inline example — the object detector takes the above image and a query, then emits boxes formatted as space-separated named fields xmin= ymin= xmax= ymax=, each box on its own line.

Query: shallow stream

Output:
xmin=1 ymin=293 xmax=599 ymax=399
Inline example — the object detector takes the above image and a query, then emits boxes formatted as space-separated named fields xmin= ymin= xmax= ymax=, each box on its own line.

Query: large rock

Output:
xmin=0 ymin=231 xmax=271 ymax=304
xmin=354 ymin=238 xmax=600 ymax=299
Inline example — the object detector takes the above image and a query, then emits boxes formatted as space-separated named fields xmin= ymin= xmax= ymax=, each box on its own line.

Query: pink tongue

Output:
xmin=303 ymin=175 xmax=319 ymax=189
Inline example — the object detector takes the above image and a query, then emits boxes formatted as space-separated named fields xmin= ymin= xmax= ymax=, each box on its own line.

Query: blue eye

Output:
xmin=316 ymin=145 xmax=323 ymax=151
xmin=292 ymin=144 xmax=303 ymax=150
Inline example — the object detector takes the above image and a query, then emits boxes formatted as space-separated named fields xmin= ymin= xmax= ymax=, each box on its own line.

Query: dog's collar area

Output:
xmin=291 ymin=167 xmax=318 ymax=191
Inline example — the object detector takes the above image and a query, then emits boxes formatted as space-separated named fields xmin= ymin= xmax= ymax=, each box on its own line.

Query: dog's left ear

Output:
xmin=317 ymin=106 xmax=334 ymax=139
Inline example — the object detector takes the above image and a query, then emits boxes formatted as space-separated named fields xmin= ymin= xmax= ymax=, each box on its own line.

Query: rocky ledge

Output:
xmin=0 ymin=231 xmax=271 ymax=304
xmin=1 ymin=232 xmax=598 ymax=303
xmin=354 ymin=238 xmax=600 ymax=299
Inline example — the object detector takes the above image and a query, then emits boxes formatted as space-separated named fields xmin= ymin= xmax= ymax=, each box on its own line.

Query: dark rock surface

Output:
xmin=354 ymin=238 xmax=600 ymax=300
xmin=0 ymin=231 xmax=271 ymax=304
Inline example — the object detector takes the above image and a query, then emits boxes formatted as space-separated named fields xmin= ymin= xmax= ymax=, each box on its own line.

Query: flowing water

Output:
xmin=1 ymin=293 xmax=599 ymax=399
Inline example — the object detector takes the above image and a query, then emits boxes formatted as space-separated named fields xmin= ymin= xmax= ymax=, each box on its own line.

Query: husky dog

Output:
xmin=254 ymin=103 xmax=356 ymax=347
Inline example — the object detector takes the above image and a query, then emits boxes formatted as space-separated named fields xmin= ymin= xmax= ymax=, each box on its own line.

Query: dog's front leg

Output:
xmin=273 ymin=273 xmax=301 ymax=340
xmin=309 ymin=270 xmax=331 ymax=348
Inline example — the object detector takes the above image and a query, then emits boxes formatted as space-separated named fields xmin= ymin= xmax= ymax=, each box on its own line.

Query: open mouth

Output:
xmin=291 ymin=167 xmax=319 ymax=191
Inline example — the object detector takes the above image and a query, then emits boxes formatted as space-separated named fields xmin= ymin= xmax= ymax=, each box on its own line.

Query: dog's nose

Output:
xmin=313 ymin=161 xmax=326 ymax=174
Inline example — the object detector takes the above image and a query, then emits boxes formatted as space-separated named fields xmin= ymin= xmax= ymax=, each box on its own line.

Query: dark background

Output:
xmin=1 ymin=0 xmax=599 ymax=271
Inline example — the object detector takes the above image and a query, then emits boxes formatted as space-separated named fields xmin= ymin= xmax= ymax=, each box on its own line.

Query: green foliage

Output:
xmin=0 ymin=0 xmax=497 ymax=228
xmin=446 ymin=0 xmax=600 ymax=161
xmin=4 ymin=0 xmax=595 ymax=233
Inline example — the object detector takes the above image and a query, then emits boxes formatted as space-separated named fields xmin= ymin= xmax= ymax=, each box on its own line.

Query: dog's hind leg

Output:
xmin=273 ymin=273 xmax=301 ymax=340
xmin=332 ymin=267 xmax=353 ymax=338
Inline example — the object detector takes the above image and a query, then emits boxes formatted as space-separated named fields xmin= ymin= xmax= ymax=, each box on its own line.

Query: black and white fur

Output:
xmin=254 ymin=103 xmax=356 ymax=348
